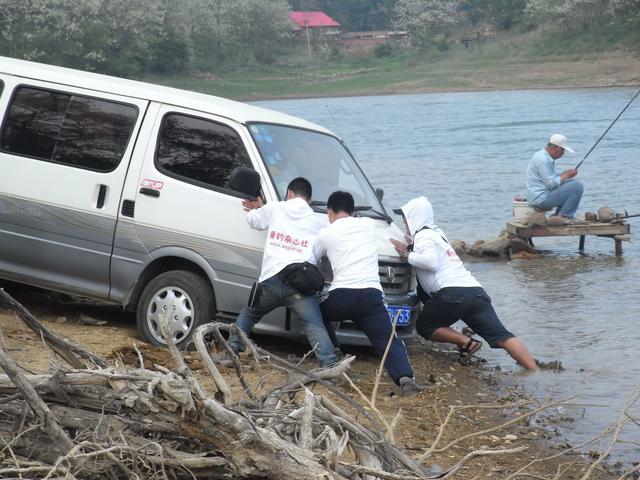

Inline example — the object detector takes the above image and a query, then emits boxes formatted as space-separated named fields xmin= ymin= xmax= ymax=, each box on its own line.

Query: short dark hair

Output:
xmin=286 ymin=177 xmax=312 ymax=200
xmin=327 ymin=191 xmax=354 ymax=214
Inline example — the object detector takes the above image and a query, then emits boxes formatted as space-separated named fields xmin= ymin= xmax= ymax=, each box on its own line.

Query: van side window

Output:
xmin=1 ymin=87 xmax=137 ymax=172
xmin=156 ymin=113 xmax=252 ymax=192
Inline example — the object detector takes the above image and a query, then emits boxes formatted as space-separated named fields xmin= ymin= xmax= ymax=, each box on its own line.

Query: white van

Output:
xmin=0 ymin=56 xmax=418 ymax=347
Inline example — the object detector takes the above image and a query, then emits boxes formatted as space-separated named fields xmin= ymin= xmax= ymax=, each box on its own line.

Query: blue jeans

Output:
xmin=229 ymin=275 xmax=338 ymax=368
xmin=530 ymin=179 xmax=584 ymax=218
xmin=320 ymin=288 xmax=414 ymax=384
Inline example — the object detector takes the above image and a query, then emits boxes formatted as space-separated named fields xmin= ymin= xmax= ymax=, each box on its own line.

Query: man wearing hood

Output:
xmin=390 ymin=197 xmax=537 ymax=370
xmin=223 ymin=177 xmax=338 ymax=368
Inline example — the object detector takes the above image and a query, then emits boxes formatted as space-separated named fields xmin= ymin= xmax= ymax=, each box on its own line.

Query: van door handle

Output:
xmin=139 ymin=188 xmax=160 ymax=198
xmin=96 ymin=184 xmax=107 ymax=209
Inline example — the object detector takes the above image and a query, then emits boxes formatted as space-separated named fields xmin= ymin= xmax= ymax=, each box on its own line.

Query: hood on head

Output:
xmin=283 ymin=196 xmax=312 ymax=219
xmin=398 ymin=196 xmax=434 ymax=236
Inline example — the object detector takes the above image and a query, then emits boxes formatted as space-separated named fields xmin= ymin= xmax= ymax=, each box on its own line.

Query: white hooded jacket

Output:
xmin=248 ymin=197 xmax=327 ymax=282
xmin=399 ymin=197 xmax=480 ymax=294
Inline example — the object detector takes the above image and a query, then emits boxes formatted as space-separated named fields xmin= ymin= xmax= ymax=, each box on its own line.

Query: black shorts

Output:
xmin=417 ymin=286 xmax=514 ymax=347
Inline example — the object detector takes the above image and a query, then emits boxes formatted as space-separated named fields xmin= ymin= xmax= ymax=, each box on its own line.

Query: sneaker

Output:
xmin=399 ymin=376 xmax=425 ymax=397
xmin=213 ymin=349 xmax=238 ymax=368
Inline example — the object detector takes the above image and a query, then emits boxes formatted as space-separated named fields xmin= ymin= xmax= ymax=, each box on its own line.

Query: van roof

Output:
xmin=0 ymin=56 xmax=333 ymax=136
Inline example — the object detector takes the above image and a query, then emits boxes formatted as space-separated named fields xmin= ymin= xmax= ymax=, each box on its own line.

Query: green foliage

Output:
xmin=393 ymin=0 xmax=460 ymax=49
xmin=460 ymin=0 xmax=527 ymax=30
xmin=0 ymin=0 xmax=637 ymax=80
xmin=0 ymin=0 xmax=292 ymax=76
xmin=374 ymin=43 xmax=394 ymax=57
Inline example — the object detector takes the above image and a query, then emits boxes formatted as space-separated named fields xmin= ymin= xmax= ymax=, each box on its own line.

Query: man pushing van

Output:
xmin=220 ymin=177 xmax=339 ymax=368
xmin=313 ymin=191 xmax=424 ymax=396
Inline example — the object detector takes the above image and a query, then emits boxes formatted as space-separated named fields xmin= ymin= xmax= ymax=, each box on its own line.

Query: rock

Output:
xmin=535 ymin=359 xmax=565 ymax=371
xmin=450 ymin=239 xmax=467 ymax=255
xmin=508 ymin=237 xmax=536 ymax=254
xmin=79 ymin=314 xmax=107 ymax=326
xmin=546 ymin=215 xmax=566 ymax=226
xmin=428 ymin=464 xmax=444 ymax=476
xmin=467 ymin=247 xmax=483 ymax=257
xmin=527 ymin=212 xmax=546 ymax=226
xmin=585 ymin=211 xmax=598 ymax=222
xmin=503 ymin=434 xmax=518 ymax=441
xmin=598 ymin=207 xmax=615 ymax=222
xmin=479 ymin=238 xmax=510 ymax=257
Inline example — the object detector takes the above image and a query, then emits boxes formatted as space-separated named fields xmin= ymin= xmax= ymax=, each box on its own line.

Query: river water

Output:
xmin=255 ymin=88 xmax=640 ymax=463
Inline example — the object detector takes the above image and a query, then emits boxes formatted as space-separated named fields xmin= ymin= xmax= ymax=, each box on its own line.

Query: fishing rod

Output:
xmin=575 ymin=88 xmax=640 ymax=170
xmin=614 ymin=212 xmax=640 ymax=221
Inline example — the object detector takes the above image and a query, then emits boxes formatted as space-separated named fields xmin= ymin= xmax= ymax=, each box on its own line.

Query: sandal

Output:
xmin=458 ymin=338 xmax=482 ymax=365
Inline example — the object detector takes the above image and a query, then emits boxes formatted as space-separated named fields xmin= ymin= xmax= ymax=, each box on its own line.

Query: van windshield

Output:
xmin=248 ymin=123 xmax=385 ymax=216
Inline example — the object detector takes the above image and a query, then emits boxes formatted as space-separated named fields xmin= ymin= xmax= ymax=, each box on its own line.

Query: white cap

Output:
xmin=549 ymin=134 xmax=575 ymax=154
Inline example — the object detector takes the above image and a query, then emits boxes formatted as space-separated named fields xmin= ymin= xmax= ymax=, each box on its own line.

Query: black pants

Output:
xmin=320 ymin=288 xmax=414 ymax=384
xmin=417 ymin=287 xmax=514 ymax=347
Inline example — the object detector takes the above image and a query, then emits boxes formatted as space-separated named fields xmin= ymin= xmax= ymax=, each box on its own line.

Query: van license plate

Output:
xmin=387 ymin=305 xmax=411 ymax=326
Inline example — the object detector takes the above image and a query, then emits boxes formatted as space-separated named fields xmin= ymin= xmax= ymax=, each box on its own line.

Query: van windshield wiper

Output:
xmin=310 ymin=200 xmax=327 ymax=213
xmin=355 ymin=205 xmax=391 ymax=223
xmin=311 ymin=201 xmax=391 ymax=222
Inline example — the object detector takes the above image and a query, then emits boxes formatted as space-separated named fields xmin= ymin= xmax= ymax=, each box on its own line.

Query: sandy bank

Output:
xmin=0 ymin=282 xmax=622 ymax=478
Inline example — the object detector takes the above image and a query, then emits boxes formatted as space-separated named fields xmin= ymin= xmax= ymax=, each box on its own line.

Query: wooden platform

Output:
xmin=506 ymin=220 xmax=631 ymax=256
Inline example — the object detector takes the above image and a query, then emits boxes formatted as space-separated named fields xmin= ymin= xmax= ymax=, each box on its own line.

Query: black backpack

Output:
xmin=278 ymin=262 xmax=325 ymax=295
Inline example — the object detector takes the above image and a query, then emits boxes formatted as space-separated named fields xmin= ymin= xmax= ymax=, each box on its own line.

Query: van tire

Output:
xmin=136 ymin=270 xmax=215 ymax=348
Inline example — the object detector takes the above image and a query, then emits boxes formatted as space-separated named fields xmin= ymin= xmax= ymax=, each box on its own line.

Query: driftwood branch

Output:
xmin=0 ymin=330 xmax=74 ymax=453
xmin=0 ymin=297 xmax=428 ymax=479
xmin=0 ymin=288 xmax=108 ymax=369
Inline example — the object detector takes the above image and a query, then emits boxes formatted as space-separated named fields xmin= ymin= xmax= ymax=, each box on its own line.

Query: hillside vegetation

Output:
xmin=146 ymin=25 xmax=640 ymax=100
xmin=1 ymin=0 xmax=638 ymax=99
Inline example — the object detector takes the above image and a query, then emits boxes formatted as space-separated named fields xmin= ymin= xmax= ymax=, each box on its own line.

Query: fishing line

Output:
xmin=575 ymin=88 xmax=640 ymax=170
xmin=325 ymin=104 xmax=344 ymax=139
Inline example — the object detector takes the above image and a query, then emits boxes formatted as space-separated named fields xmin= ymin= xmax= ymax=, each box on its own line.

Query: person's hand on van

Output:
xmin=389 ymin=238 xmax=409 ymax=260
xmin=242 ymin=197 xmax=263 ymax=211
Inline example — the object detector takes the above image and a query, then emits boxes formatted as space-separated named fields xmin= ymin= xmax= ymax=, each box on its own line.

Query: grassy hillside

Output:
xmin=143 ymin=27 xmax=640 ymax=100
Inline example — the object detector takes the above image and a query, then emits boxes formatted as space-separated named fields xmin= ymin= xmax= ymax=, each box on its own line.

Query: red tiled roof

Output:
xmin=289 ymin=11 xmax=340 ymax=28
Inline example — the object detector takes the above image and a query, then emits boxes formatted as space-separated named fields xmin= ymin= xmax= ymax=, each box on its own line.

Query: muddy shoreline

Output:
xmin=0 ymin=282 xmax=623 ymax=478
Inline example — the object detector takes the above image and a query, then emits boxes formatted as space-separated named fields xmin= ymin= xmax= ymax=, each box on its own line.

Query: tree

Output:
xmin=460 ymin=0 xmax=527 ymax=30
xmin=393 ymin=0 xmax=460 ymax=49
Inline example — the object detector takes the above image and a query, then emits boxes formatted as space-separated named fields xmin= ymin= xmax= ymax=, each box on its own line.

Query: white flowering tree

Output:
xmin=393 ymin=0 xmax=461 ymax=49
xmin=524 ymin=0 xmax=638 ymax=30
xmin=0 ymin=0 xmax=292 ymax=75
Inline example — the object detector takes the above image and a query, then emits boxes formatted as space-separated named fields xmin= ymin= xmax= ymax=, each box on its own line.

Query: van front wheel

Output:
xmin=136 ymin=270 xmax=215 ymax=348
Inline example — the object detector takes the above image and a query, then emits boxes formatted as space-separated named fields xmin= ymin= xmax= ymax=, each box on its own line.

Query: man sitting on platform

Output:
xmin=526 ymin=134 xmax=583 ymax=219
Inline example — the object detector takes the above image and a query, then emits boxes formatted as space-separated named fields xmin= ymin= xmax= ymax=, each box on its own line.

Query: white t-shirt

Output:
xmin=408 ymin=229 xmax=480 ymax=294
xmin=247 ymin=197 xmax=327 ymax=282
xmin=313 ymin=216 xmax=382 ymax=292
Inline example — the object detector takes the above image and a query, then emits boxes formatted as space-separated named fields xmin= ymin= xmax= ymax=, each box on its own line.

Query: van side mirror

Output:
xmin=375 ymin=188 xmax=384 ymax=201
xmin=229 ymin=166 xmax=261 ymax=198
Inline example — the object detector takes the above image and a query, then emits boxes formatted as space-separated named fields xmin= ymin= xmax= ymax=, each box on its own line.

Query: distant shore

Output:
xmin=145 ymin=53 xmax=640 ymax=102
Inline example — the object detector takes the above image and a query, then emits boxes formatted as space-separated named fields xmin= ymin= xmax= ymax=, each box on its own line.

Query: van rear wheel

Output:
xmin=136 ymin=270 xmax=215 ymax=348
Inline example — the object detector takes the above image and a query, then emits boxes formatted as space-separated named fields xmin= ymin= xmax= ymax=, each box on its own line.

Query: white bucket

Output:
xmin=513 ymin=199 xmax=534 ymax=220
